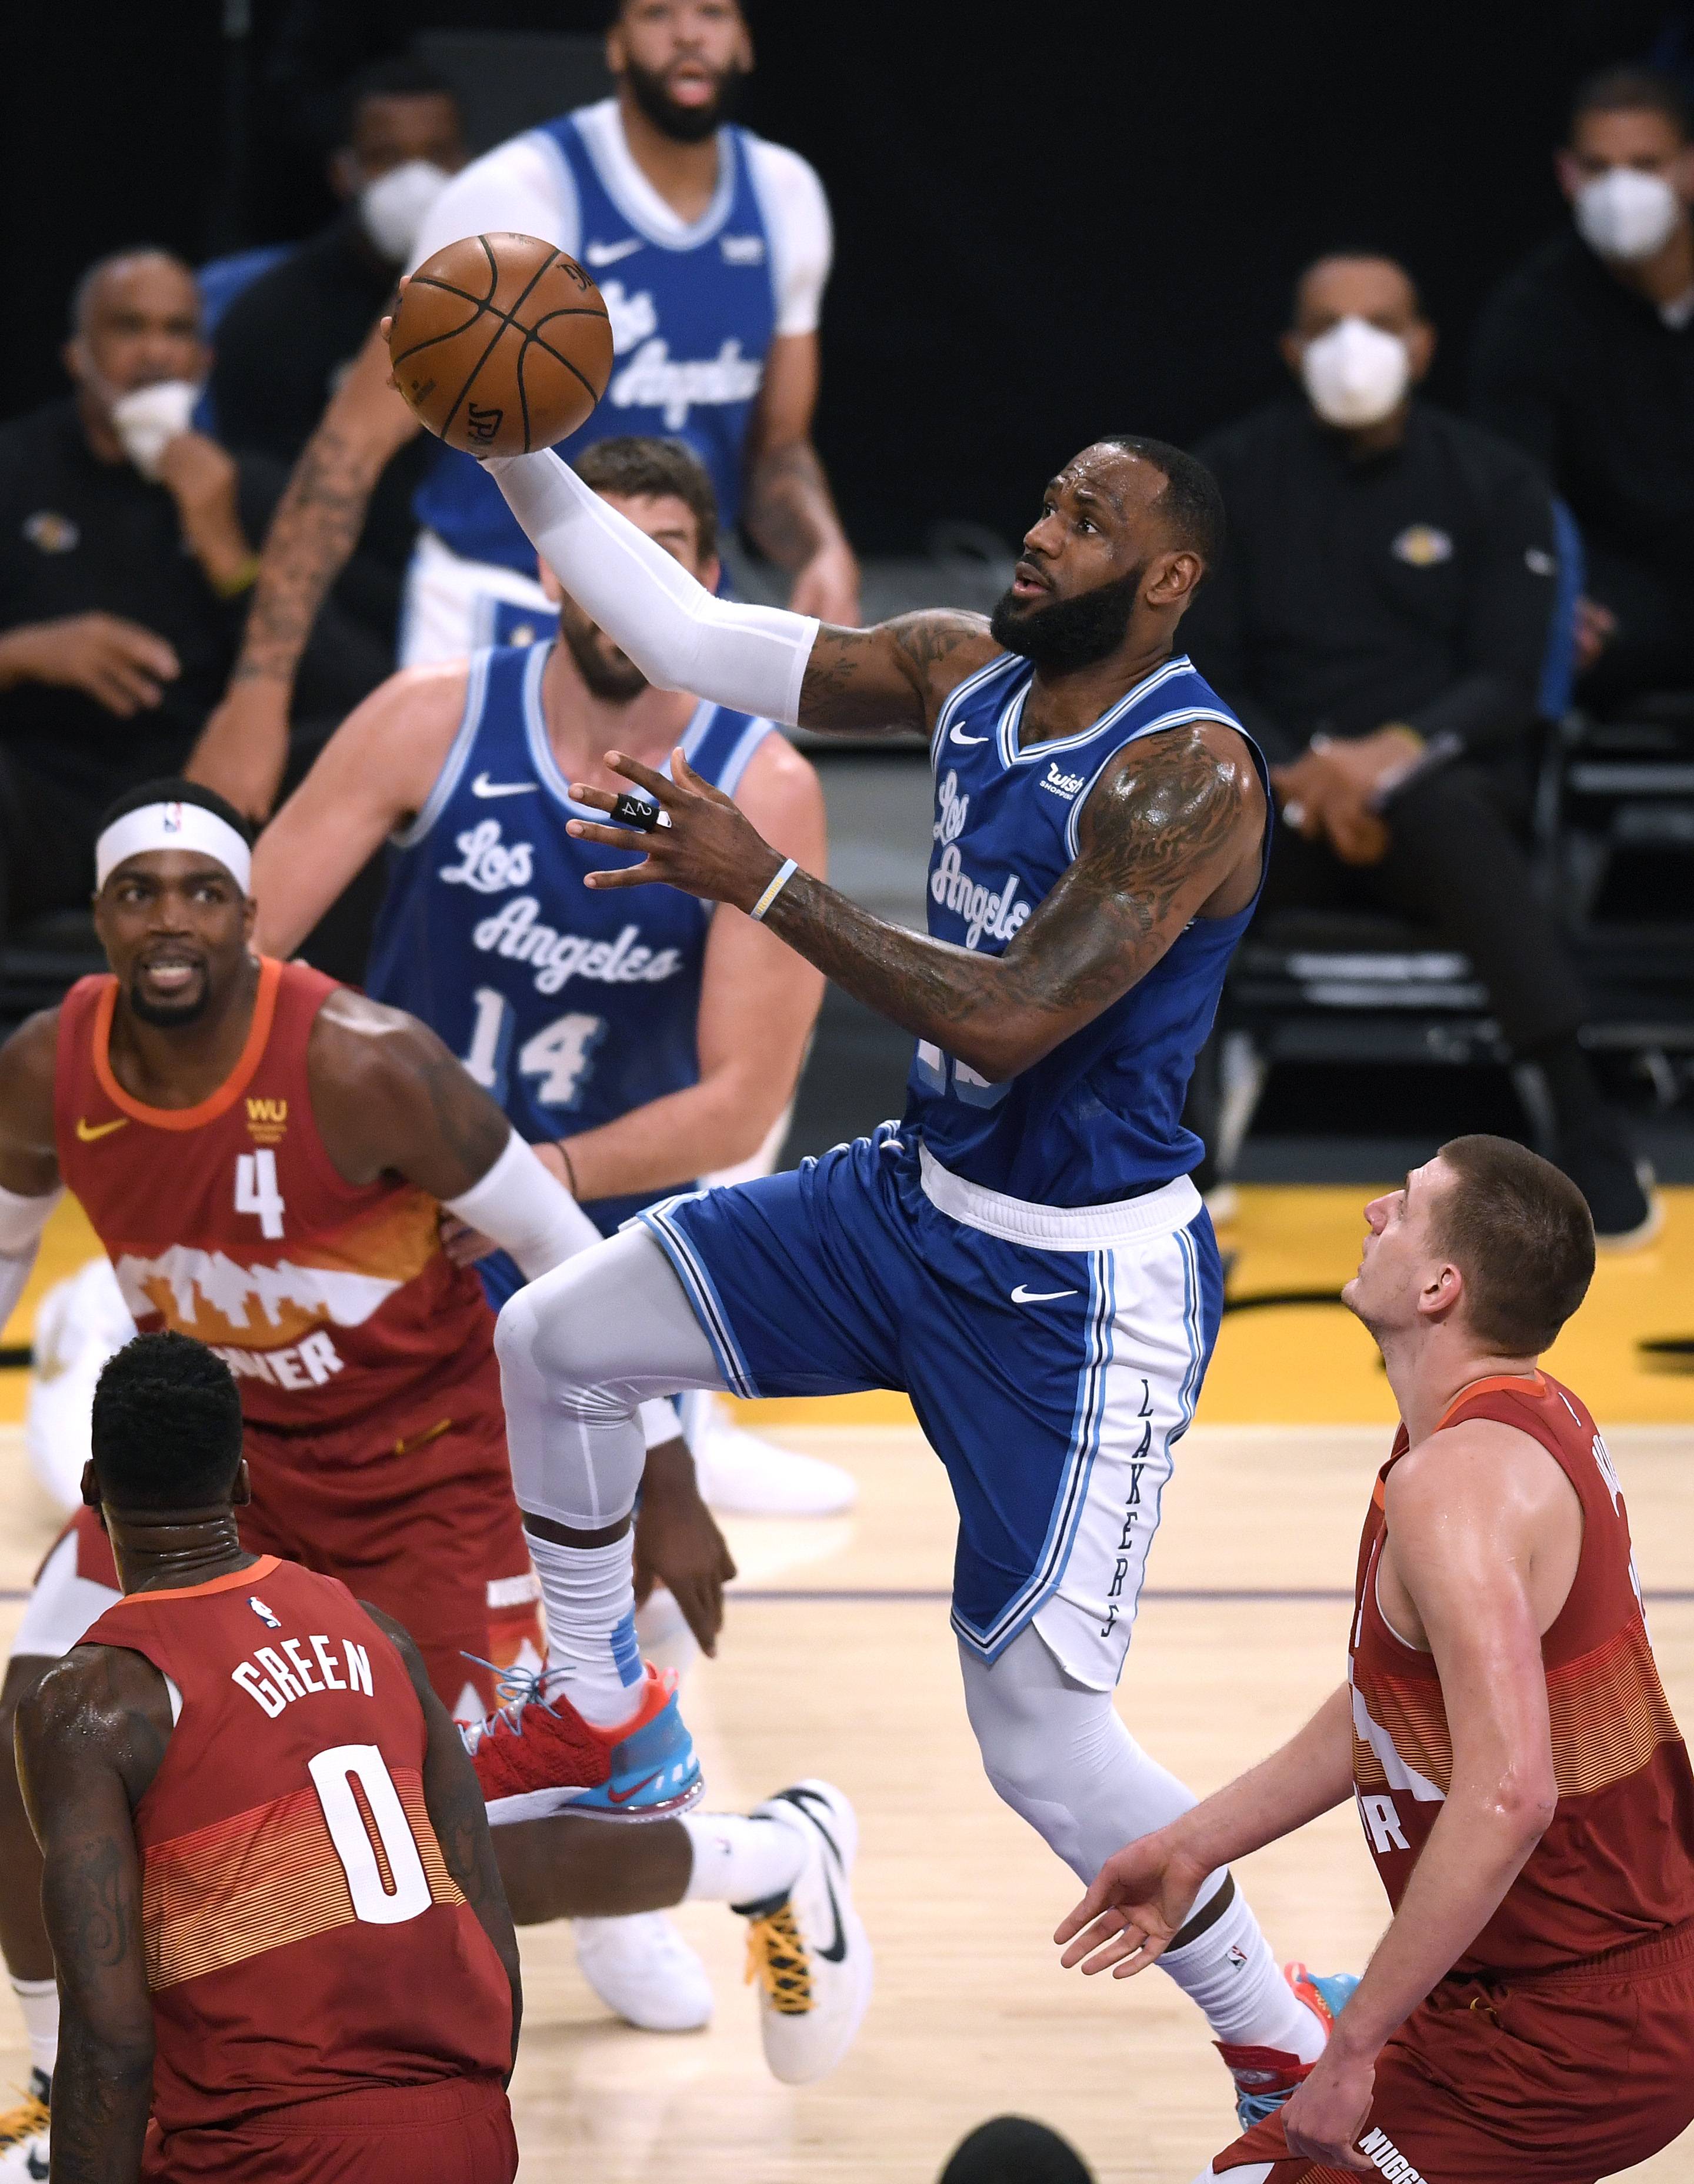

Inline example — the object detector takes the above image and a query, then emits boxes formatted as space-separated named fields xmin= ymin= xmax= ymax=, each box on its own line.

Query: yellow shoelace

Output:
xmin=0 ymin=2088 xmax=48 ymax=2148
xmin=743 ymin=1903 xmax=812 ymax=2016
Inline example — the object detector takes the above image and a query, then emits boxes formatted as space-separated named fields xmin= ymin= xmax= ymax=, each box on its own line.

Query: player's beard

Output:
xmin=126 ymin=973 xmax=212 ymax=1028
xmin=561 ymin=611 xmax=649 ymax=703
xmin=989 ymin=562 xmax=1147 ymax=675
xmin=623 ymin=56 xmax=745 ymax=144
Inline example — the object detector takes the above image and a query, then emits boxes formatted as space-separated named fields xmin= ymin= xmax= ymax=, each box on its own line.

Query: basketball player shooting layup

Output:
xmin=18 ymin=1331 xmax=522 ymax=2184
xmin=1059 ymin=1138 xmax=1694 ymax=2183
xmin=461 ymin=430 xmax=1355 ymax=2119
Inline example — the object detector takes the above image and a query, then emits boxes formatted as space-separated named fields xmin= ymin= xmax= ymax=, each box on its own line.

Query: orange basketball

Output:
xmin=387 ymin=232 xmax=614 ymax=456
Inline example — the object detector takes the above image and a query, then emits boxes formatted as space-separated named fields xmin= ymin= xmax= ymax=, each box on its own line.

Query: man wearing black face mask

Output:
xmin=1184 ymin=252 xmax=1655 ymax=1247
xmin=193 ymin=0 xmax=856 ymax=827
xmin=209 ymin=58 xmax=469 ymax=651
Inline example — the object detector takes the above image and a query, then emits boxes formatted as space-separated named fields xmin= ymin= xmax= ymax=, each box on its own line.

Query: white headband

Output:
xmin=95 ymin=802 xmax=252 ymax=893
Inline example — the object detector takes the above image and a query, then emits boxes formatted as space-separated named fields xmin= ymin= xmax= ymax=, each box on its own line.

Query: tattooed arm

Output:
xmin=16 ymin=1647 xmax=174 ymax=2184
xmin=741 ymin=333 xmax=859 ymax=624
xmin=189 ymin=327 xmax=421 ymax=818
xmin=362 ymin=1607 xmax=522 ymax=2073
xmin=564 ymin=724 xmax=1266 ymax=1082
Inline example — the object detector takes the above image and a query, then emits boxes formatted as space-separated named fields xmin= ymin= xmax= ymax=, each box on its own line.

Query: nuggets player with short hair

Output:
xmin=462 ymin=432 xmax=1359 ymax=2119
xmin=18 ymin=1331 xmax=521 ymax=2183
xmin=1059 ymin=1137 xmax=1694 ymax=2182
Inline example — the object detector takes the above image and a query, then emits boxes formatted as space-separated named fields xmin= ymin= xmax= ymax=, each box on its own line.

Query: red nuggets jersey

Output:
xmin=79 ymin=1557 xmax=513 ymax=2139
xmin=54 ymin=958 xmax=495 ymax=1430
xmin=1352 ymin=1370 xmax=1694 ymax=1972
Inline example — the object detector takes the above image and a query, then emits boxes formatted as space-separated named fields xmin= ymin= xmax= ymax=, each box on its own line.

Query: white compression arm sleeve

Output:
xmin=484 ymin=451 xmax=820 ymax=727
xmin=0 ymin=1183 xmax=59 ymax=1333
xmin=443 ymin=1133 xmax=601 ymax=1282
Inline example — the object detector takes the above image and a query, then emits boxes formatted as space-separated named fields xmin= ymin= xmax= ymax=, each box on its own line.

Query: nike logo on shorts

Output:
xmin=75 ymin=1117 xmax=128 ymax=1142
xmin=472 ymin=773 xmax=541 ymax=799
xmin=949 ymin=726 xmax=988 ymax=745
xmin=1010 ymin=1284 xmax=1077 ymax=1304
xmin=584 ymin=238 xmax=643 ymax=266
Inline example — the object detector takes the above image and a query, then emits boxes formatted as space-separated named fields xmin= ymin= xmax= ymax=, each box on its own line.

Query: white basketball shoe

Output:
xmin=692 ymin=1400 xmax=856 ymax=1517
xmin=738 ymin=1779 xmax=871 ymax=2083
xmin=573 ymin=1913 xmax=713 ymax=2033
xmin=0 ymin=2070 xmax=49 ymax=2178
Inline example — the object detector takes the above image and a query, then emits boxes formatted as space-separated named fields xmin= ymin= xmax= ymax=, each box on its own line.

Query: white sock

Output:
xmin=10 ymin=1976 xmax=56 ymax=2082
xmin=681 ymin=1812 xmax=806 ymax=1909
xmin=528 ymin=1528 xmax=643 ymax=1728
xmin=1161 ymin=1884 xmax=1325 ymax=2059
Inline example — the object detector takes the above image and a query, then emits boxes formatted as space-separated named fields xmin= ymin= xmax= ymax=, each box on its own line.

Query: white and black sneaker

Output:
xmin=0 ymin=2069 xmax=49 ymax=2179
xmin=736 ymin=1779 xmax=871 ymax=2085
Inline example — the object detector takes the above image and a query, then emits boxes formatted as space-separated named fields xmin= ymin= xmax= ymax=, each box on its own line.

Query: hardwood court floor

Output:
xmin=0 ymin=1420 xmax=1689 ymax=2182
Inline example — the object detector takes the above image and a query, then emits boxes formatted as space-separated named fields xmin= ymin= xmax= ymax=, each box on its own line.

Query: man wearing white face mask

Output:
xmin=1187 ymin=252 xmax=1657 ymax=1247
xmin=0 ymin=252 xmax=264 ymax=945
xmin=210 ymin=59 xmax=469 ymax=654
xmin=1473 ymin=66 xmax=1694 ymax=705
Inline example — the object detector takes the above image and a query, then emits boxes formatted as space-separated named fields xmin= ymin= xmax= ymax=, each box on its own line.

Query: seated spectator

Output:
xmin=0 ymin=249 xmax=381 ymax=949
xmin=1472 ymin=66 xmax=1694 ymax=707
xmin=1185 ymin=252 xmax=1655 ymax=1246
xmin=210 ymin=57 xmax=468 ymax=648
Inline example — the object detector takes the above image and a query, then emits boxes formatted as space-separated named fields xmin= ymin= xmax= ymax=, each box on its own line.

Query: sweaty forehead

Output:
xmin=1055 ymin=446 xmax=1161 ymax=517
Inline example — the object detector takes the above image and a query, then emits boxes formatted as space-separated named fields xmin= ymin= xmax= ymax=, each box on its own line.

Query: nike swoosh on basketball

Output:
xmin=584 ymin=238 xmax=643 ymax=266
xmin=949 ymin=726 xmax=989 ymax=745
xmin=1010 ymin=1284 xmax=1077 ymax=1304
xmin=75 ymin=1117 xmax=128 ymax=1142
xmin=472 ymin=773 xmax=541 ymax=799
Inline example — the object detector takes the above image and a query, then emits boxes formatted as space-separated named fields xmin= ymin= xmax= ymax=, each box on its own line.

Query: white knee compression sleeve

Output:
xmin=494 ymin=1227 xmax=726 ymax=1529
xmin=486 ymin=451 xmax=819 ymax=726
xmin=958 ymin=1628 xmax=1321 ymax=2058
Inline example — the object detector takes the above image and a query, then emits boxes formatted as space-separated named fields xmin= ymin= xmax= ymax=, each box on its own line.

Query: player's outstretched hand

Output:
xmin=635 ymin=1437 xmax=738 ymax=1657
xmin=1053 ymin=1827 xmax=1211 ymax=1979
xmin=566 ymin=749 xmax=789 ymax=913
xmin=1278 ymin=2048 xmax=1377 ymax=2172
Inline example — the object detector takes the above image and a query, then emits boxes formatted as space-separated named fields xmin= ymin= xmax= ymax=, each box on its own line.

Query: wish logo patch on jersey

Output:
xmin=1039 ymin=761 xmax=1086 ymax=799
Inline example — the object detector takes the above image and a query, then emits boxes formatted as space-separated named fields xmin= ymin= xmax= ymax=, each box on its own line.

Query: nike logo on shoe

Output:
xmin=608 ymin=1772 xmax=662 ymax=1805
xmin=1010 ymin=1284 xmax=1078 ymax=1304
xmin=949 ymin=726 xmax=988 ymax=745
xmin=472 ymin=773 xmax=540 ymax=798
xmin=584 ymin=238 xmax=643 ymax=265
xmin=775 ymin=1786 xmax=849 ymax=1963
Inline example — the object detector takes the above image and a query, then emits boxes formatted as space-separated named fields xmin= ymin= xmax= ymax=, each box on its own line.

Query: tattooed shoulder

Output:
xmin=799 ymin=611 xmax=997 ymax=737
xmin=1076 ymin=722 xmax=1264 ymax=901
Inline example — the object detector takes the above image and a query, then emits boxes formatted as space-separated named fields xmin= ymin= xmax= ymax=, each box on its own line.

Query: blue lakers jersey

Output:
xmin=905 ymin=651 xmax=1268 ymax=1206
xmin=365 ymin=641 xmax=775 ymax=1261
xmin=412 ymin=111 xmax=779 ymax=572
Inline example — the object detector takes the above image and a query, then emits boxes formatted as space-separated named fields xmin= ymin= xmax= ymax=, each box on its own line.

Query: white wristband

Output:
xmin=749 ymin=858 xmax=798 ymax=923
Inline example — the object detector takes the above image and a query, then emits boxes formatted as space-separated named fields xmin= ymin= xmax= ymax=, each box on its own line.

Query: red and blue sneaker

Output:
xmin=468 ymin=1661 xmax=703 ymax=1825
xmin=1218 ymin=1962 xmax=1360 ymax=2128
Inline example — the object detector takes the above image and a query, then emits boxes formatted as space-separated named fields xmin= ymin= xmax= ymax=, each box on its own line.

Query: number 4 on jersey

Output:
xmin=235 ymin=1149 xmax=286 ymax=1239
xmin=462 ymin=987 xmax=603 ymax=1108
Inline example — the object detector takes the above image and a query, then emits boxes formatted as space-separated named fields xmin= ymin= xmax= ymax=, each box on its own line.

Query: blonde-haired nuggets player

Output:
xmin=1060 ymin=1137 xmax=1694 ymax=2183
xmin=19 ymin=1331 xmax=521 ymax=2182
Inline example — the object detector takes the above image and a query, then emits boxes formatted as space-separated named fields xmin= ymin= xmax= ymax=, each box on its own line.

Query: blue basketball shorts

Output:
xmin=635 ymin=1125 xmax=1223 ymax=1687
